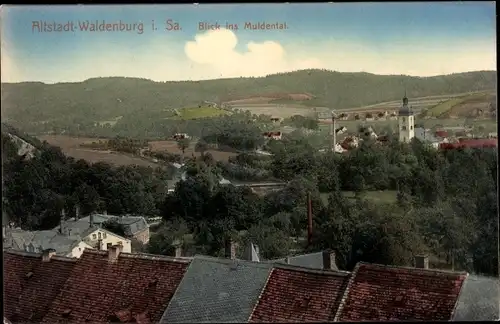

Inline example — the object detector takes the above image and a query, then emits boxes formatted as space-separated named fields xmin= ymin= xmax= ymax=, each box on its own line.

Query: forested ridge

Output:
xmin=2 ymin=70 xmax=496 ymax=124
xmin=2 ymin=124 xmax=497 ymax=275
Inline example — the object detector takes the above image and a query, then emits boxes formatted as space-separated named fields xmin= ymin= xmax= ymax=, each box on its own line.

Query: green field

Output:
xmin=424 ymin=97 xmax=467 ymax=117
xmin=170 ymin=107 xmax=229 ymax=120
xmin=420 ymin=91 xmax=495 ymax=118
xmin=321 ymin=190 xmax=398 ymax=205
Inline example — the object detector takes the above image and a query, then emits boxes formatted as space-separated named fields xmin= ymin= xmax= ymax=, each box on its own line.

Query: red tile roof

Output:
xmin=335 ymin=262 xmax=467 ymax=321
xmin=440 ymin=138 xmax=498 ymax=150
xmin=4 ymin=250 xmax=77 ymax=323
xmin=249 ymin=266 xmax=350 ymax=322
xmin=435 ymin=130 xmax=448 ymax=138
xmin=42 ymin=249 xmax=190 ymax=323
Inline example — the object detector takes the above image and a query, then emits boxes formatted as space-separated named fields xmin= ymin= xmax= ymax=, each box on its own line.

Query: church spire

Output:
xmin=403 ymin=89 xmax=408 ymax=106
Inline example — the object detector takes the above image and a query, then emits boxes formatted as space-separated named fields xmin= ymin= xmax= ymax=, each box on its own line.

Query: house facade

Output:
xmin=80 ymin=227 xmax=132 ymax=253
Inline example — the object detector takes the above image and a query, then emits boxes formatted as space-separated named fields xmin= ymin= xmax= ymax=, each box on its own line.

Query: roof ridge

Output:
xmin=3 ymin=249 xmax=77 ymax=262
xmin=358 ymin=261 xmax=469 ymax=276
xmin=333 ymin=262 xmax=361 ymax=322
xmin=247 ymin=267 xmax=275 ymax=322
xmin=273 ymin=263 xmax=351 ymax=276
xmin=193 ymin=255 xmax=272 ymax=268
xmin=450 ymin=273 xmax=470 ymax=320
xmin=4 ymin=249 xmax=42 ymax=258
xmin=49 ymin=255 xmax=78 ymax=262
xmin=120 ymin=252 xmax=192 ymax=263
xmin=82 ymin=248 xmax=107 ymax=255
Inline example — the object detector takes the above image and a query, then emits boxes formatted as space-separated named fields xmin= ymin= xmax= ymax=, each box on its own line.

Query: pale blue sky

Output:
xmin=1 ymin=2 xmax=496 ymax=83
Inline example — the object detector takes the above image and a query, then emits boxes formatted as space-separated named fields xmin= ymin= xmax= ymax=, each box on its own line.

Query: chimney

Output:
xmin=42 ymin=248 xmax=57 ymax=262
xmin=75 ymin=205 xmax=80 ymax=221
xmin=414 ymin=255 xmax=429 ymax=269
xmin=307 ymin=192 xmax=313 ymax=247
xmin=224 ymin=239 xmax=237 ymax=260
xmin=285 ymin=257 xmax=291 ymax=264
xmin=108 ymin=244 xmax=123 ymax=263
xmin=322 ymin=250 xmax=338 ymax=271
xmin=89 ymin=214 xmax=94 ymax=228
xmin=97 ymin=239 xmax=103 ymax=251
xmin=172 ymin=239 xmax=182 ymax=258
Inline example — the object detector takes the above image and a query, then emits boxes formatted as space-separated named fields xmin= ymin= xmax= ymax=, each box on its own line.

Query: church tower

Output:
xmin=398 ymin=91 xmax=415 ymax=143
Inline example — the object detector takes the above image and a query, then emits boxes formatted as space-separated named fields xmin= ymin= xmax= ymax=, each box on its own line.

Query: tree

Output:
xmin=177 ymin=137 xmax=190 ymax=155
xmin=195 ymin=139 xmax=208 ymax=156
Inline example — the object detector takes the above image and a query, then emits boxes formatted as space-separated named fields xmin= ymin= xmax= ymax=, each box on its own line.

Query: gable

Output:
xmin=250 ymin=267 xmax=349 ymax=322
xmin=83 ymin=228 xmax=130 ymax=242
xmin=336 ymin=263 xmax=467 ymax=321
xmin=42 ymin=250 xmax=189 ymax=323
xmin=161 ymin=256 xmax=273 ymax=323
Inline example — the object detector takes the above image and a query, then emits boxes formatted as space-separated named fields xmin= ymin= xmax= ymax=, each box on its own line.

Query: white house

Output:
xmin=70 ymin=214 xmax=150 ymax=244
xmin=59 ymin=216 xmax=132 ymax=253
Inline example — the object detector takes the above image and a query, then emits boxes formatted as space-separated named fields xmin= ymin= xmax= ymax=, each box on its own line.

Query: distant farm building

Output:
xmin=435 ymin=130 xmax=449 ymax=138
xmin=336 ymin=126 xmax=347 ymax=135
xmin=263 ymin=131 xmax=282 ymax=140
xmin=341 ymin=136 xmax=360 ymax=150
xmin=338 ymin=113 xmax=349 ymax=120
xmin=270 ymin=117 xmax=283 ymax=123
xmin=173 ymin=133 xmax=190 ymax=140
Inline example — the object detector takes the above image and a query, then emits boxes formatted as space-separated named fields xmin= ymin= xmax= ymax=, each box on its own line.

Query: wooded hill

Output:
xmin=1 ymin=70 xmax=496 ymax=124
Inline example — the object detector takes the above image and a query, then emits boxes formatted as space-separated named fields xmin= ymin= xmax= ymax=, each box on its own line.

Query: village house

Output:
xmin=262 ymin=131 xmax=282 ymax=140
xmin=62 ymin=213 xmax=149 ymax=245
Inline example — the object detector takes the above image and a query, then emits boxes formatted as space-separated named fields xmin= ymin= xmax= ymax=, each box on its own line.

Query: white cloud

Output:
xmin=184 ymin=28 xmax=323 ymax=79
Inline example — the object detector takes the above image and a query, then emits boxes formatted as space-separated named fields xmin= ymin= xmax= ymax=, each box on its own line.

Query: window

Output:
xmin=107 ymin=243 xmax=112 ymax=249
xmin=403 ymin=137 xmax=406 ymax=142
xmin=98 ymin=232 xmax=102 ymax=239
xmin=402 ymin=117 xmax=406 ymax=122
xmin=92 ymin=234 xmax=97 ymax=239
xmin=103 ymin=233 xmax=107 ymax=239
xmin=410 ymin=126 xmax=413 ymax=130
xmin=401 ymin=126 xmax=407 ymax=131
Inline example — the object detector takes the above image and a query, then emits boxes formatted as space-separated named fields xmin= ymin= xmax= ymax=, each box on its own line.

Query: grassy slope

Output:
xmin=420 ymin=91 xmax=494 ymax=118
xmin=170 ymin=107 xmax=229 ymax=120
xmin=1 ymin=70 xmax=496 ymax=123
